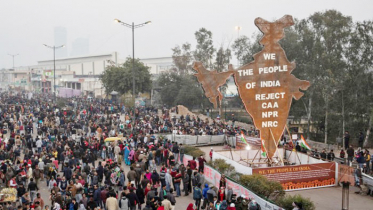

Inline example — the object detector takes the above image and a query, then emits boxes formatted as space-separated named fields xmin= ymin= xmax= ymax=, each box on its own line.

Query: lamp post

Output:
xmin=43 ymin=44 xmax=64 ymax=101
xmin=235 ymin=26 xmax=242 ymax=38
xmin=235 ymin=26 xmax=242 ymax=66
xmin=114 ymin=18 xmax=151 ymax=125
xmin=8 ymin=54 xmax=19 ymax=70
xmin=246 ymin=144 xmax=251 ymax=166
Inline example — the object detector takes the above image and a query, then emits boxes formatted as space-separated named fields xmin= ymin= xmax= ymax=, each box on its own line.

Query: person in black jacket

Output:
xmin=344 ymin=131 xmax=350 ymax=150
xmin=70 ymin=198 xmax=79 ymax=210
xmin=96 ymin=161 xmax=104 ymax=182
xmin=126 ymin=189 xmax=139 ymax=209
xmin=28 ymin=178 xmax=39 ymax=203
xmin=87 ymin=197 xmax=97 ymax=210
xmin=136 ymin=186 xmax=145 ymax=209
xmin=63 ymin=165 xmax=72 ymax=181
xmin=347 ymin=145 xmax=355 ymax=166
xmin=17 ymin=183 xmax=26 ymax=198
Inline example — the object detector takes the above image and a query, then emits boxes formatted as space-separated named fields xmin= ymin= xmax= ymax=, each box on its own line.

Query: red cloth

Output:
xmin=52 ymin=160 xmax=59 ymax=169
xmin=189 ymin=160 xmax=197 ymax=170
xmin=219 ymin=192 xmax=224 ymax=201
xmin=198 ymin=157 xmax=206 ymax=168
xmin=186 ymin=203 xmax=194 ymax=210
xmin=144 ymin=187 xmax=150 ymax=196
xmin=174 ymin=173 xmax=182 ymax=183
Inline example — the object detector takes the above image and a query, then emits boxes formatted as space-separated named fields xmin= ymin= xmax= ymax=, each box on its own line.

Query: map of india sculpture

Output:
xmin=193 ymin=15 xmax=310 ymax=159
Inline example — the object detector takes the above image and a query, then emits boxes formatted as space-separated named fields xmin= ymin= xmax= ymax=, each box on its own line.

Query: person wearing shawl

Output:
xmin=128 ymin=149 xmax=135 ymax=165
xmin=124 ymin=144 xmax=130 ymax=165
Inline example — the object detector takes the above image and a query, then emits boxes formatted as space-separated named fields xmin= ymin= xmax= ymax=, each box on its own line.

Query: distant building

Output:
xmin=10 ymin=52 xmax=176 ymax=97
xmin=139 ymin=57 xmax=173 ymax=75
xmin=54 ymin=27 xmax=68 ymax=58
xmin=70 ymin=37 xmax=89 ymax=57
xmin=11 ymin=53 xmax=240 ymax=99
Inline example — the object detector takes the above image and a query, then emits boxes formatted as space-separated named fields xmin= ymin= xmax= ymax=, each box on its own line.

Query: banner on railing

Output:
xmin=253 ymin=162 xmax=336 ymax=190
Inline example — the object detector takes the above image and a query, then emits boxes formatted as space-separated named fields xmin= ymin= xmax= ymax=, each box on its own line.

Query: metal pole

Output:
xmin=54 ymin=46 xmax=56 ymax=101
xmin=342 ymin=181 xmax=350 ymax=210
xmin=12 ymin=56 xmax=15 ymax=70
xmin=132 ymin=22 xmax=135 ymax=125
xmin=225 ymin=105 xmax=227 ymax=120
xmin=342 ymin=90 xmax=345 ymax=149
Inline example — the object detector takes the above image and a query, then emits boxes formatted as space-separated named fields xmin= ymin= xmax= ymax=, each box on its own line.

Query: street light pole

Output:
xmin=43 ymin=44 xmax=64 ymax=101
xmin=54 ymin=46 xmax=56 ymax=100
xmin=8 ymin=54 xmax=19 ymax=70
xmin=132 ymin=22 xmax=135 ymax=125
xmin=114 ymin=19 xmax=151 ymax=125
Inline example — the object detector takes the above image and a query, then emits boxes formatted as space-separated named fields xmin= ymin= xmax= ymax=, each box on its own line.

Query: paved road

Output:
xmin=287 ymin=185 xmax=373 ymax=210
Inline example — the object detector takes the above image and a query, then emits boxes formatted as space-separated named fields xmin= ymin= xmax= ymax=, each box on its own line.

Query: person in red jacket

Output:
xmin=198 ymin=155 xmax=207 ymax=172
xmin=188 ymin=157 xmax=197 ymax=170
xmin=209 ymin=148 xmax=213 ymax=160
xmin=228 ymin=203 xmax=236 ymax=210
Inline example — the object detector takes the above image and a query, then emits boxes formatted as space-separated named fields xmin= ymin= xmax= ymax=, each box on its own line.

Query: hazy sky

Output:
xmin=1 ymin=0 xmax=372 ymax=69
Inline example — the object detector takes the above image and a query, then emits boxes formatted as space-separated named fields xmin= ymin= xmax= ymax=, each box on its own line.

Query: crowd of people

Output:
xmin=0 ymin=91 xmax=261 ymax=210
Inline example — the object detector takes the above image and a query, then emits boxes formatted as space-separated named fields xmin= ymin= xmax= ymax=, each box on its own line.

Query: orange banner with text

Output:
xmin=252 ymin=162 xmax=336 ymax=190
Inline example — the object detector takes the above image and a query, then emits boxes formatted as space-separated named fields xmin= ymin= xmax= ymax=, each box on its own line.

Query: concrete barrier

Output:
xmin=153 ymin=134 xmax=227 ymax=146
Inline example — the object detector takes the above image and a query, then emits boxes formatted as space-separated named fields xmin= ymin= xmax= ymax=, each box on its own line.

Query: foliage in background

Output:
xmin=183 ymin=145 xmax=205 ymax=158
xmin=194 ymin=28 xmax=216 ymax=69
xmin=239 ymin=174 xmax=285 ymax=201
xmin=276 ymin=194 xmax=315 ymax=210
xmin=100 ymin=57 xmax=152 ymax=96
xmin=209 ymin=158 xmax=241 ymax=180
xmin=209 ymin=159 xmax=234 ymax=173
xmin=156 ymin=72 xmax=210 ymax=109
xmin=231 ymin=33 xmax=262 ymax=65
xmin=171 ymin=42 xmax=193 ymax=75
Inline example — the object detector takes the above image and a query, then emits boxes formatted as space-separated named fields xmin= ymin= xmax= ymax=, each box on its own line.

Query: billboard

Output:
xmin=193 ymin=15 xmax=310 ymax=158
xmin=44 ymin=70 xmax=54 ymax=78
xmin=252 ymin=162 xmax=336 ymax=190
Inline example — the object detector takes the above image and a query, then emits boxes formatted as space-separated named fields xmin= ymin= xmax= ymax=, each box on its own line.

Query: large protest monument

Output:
xmin=193 ymin=15 xmax=310 ymax=159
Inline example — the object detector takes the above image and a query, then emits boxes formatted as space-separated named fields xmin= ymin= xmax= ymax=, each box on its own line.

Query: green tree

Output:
xmin=171 ymin=42 xmax=193 ymax=75
xmin=231 ymin=33 xmax=261 ymax=65
xmin=305 ymin=10 xmax=353 ymax=143
xmin=239 ymin=174 xmax=284 ymax=200
xmin=194 ymin=28 xmax=215 ymax=68
xmin=214 ymin=46 xmax=231 ymax=72
xmin=214 ymin=46 xmax=232 ymax=115
xmin=156 ymin=72 xmax=209 ymax=109
xmin=100 ymin=57 xmax=152 ymax=96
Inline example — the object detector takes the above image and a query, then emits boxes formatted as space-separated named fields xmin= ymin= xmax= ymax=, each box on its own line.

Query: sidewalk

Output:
xmin=287 ymin=186 xmax=373 ymax=210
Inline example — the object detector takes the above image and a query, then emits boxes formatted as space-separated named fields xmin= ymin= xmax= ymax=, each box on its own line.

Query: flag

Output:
xmin=261 ymin=138 xmax=267 ymax=157
xmin=300 ymin=135 xmax=311 ymax=150
xmin=240 ymin=131 xmax=248 ymax=144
